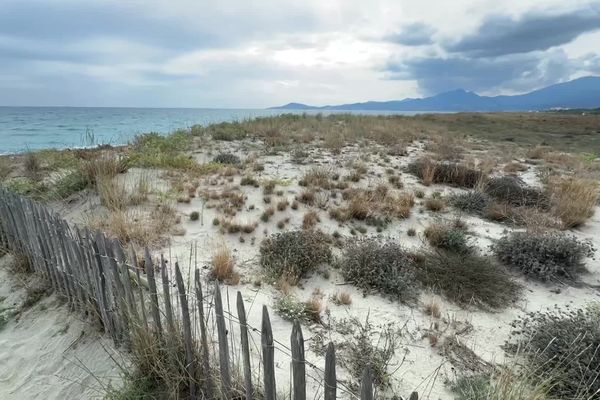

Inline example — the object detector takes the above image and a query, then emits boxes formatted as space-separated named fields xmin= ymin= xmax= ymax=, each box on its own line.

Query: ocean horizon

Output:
xmin=0 ymin=106 xmax=425 ymax=154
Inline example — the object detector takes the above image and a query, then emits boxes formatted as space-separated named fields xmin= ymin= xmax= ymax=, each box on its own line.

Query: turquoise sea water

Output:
xmin=0 ymin=107 xmax=420 ymax=154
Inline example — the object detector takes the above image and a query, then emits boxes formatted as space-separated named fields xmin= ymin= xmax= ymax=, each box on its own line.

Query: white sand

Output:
xmin=0 ymin=255 xmax=122 ymax=400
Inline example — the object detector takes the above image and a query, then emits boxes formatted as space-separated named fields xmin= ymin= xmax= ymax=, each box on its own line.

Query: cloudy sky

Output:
xmin=1 ymin=0 xmax=600 ymax=108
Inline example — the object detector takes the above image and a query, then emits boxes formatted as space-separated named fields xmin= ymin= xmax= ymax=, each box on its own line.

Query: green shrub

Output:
xmin=506 ymin=305 xmax=600 ymax=399
xmin=213 ymin=153 xmax=241 ymax=165
xmin=494 ymin=232 xmax=594 ymax=281
xmin=204 ymin=122 xmax=248 ymax=141
xmin=450 ymin=191 xmax=491 ymax=214
xmin=2 ymin=177 xmax=47 ymax=200
xmin=50 ymin=171 xmax=89 ymax=199
xmin=484 ymin=176 xmax=548 ymax=208
xmin=189 ymin=211 xmax=200 ymax=221
xmin=339 ymin=239 xmax=418 ymax=302
xmin=128 ymin=131 xmax=196 ymax=169
xmin=260 ymin=230 xmax=332 ymax=283
xmin=415 ymin=250 xmax=521 ymax=309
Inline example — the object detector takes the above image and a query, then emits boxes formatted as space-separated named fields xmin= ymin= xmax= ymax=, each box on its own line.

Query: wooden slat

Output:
xmin=236 ymin=291 xmax=253 ymax=400
xmin=324 ymin=342 xmax=336 ymax=400
xmin=194 ymin=269 xmax=212 ymax=398
xmin=262 ymin=305 xmax=276 ymax=400
xmin=160 ymin=255 xmax=176 ymax=335
xmin=144 ymin=247 xmax=163 ymax=337
xmin=360 ymin=367 xmax=374 ymax=400
xmin=291 ymin=320 xmax=306 ymax=400
xmin=174 ymin=262 xmax=197 ymax=400
xmin=214 ymin=282 xmax=231 ymax=398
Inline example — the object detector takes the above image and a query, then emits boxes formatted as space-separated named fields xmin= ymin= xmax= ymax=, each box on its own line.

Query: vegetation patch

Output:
xmin=506 ymin=305 xmax=600 ymax=399
xmin=339 ymin=239 xmax=418 ymax=302
xmin=548 ymin=176 xmax=599 ymax=228
xmin=493 ymin=232 xmax=594 ymax=282
xmin=483 ymin=176 xmax=547 ymax=208
xmin=415 ymin=250 xmax=521 ymax=309
xmin=213 ymin=152 xmax=241 ymax=165
xmin=450 ymin=191 xmax=491 ymax=214
xmin=407 ymin=158 xmax=484 ymax=188
xmin=259 ymin=230 xmax=332 ymax=283
xmin=424 ymin=223 xmax=472 ymax=254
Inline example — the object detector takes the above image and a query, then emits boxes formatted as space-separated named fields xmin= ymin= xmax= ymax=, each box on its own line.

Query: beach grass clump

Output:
xmin=81 ymin=153 xmax=128 ymax=184
xmin=548 ymin=176 xmax=599 ymax=228
xmin=2 ymin=177 xmax=47 ymax=200
xmin=339 ymin=239 xmax=418 ymax=302
xmin=0 ymin=158 xmax=12 ymax=181
xmin=51 ymin=170 xmax=89 ymax=199
xmin=24 ymin=151 xmax=41 ymax=180
xmin=211 ymin=245 xmax=239 ymax=284
xmin=452 ymin=371 xmax=550 ymax=400
xmin=331 ymin=188 xmax=414 ymax=226
xmin=415 ymin=250 xmax=521 ymax=309
xmin=97 ymin=177 xmax=128 ymax=211
xmin=407 ymin=157 xmax=484 ymax=188
xmin=299 ymin=166 xmax=332 ymax=189
xmin=260 ymin=230 xmax=332 ymax=283
xmin=128 ymin=131 xmax=196 ymax=169
xmin=493 ymin=232 xmax=594 ymax=282
xmin=506 ymin=305 xmax=600 ymax=399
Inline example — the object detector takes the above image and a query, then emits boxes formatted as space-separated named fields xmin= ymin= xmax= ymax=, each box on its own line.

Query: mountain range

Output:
xmin=270 ymin=76 xmax=600 ymax=112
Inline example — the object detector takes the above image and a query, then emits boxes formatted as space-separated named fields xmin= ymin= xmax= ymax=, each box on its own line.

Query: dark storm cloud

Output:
xmin=446 ymin=7 xmax=600 ymax=57
xmin=384 ymin=23 xmax=435 ymax=45
xmin=385 ymin=51 xmax=573 ymax=94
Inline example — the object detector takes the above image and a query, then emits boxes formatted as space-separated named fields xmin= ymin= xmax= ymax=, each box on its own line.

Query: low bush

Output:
xmin=415 ymin=250 xmax=521 ymax=309
xmin=484 ymin=176 xmax=547 ymax=208
xmin=450 ymin=191 xmax=491 ymax=214
xmin=407 ymin=158 xmax=484 ymax=188
xmin=203 ymin=122 xmax=248 ymax=141
xmin=339 ymin=239 xmax=418 ymax=302
xmin=51 ymin=171 xmax=88 ymax=199
xmin=128 ymin=131 xmax=195 ymax=169
xmin=493 ymin=232 xmax=594 ymax=281
xmin=506 ymin=305 xmax=600 ymax=399
xmin=260 ymin=230 xmax=332 ymax=283
xmin=424 ymin=223 xmax=472 ymax=254
xmin=548 ymin=176 xmax=599 ymax=228
xmin=213 ymin=153 xmax=241 ymax=165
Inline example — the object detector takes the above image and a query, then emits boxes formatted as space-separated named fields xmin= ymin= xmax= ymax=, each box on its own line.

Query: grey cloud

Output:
xmin=446 ymin=7 xmax=600 ymax=57
xmin=384 ymin=50 xmax=574 ymax=95
xmin=385 ymin=23 xmax=435 ymax=45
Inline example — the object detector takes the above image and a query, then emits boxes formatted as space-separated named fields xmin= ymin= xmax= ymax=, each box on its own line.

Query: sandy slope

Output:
xmin=0 ymin=255 xmax=121 ymax=400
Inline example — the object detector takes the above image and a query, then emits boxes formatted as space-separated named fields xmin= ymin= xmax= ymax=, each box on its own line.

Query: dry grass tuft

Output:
xmin=548 ymin=176 xmax=599 ymax=228
xmin=424 ymin=298 xmax=442 ymax=318
xmin=97 ymin=176 xmax=127 ymax=211
xmin=299 ymin=166 xmax=332 ymax=189
xmin=425 ymin=197 xmax=446 ymax=212
xmin=276 ymin=199 xmax=289 ymax=211
xmin=503 ymin=162 xmax=528 ymax=173
xmin=211 ymin=244 xmax=239 ymax=284
xmin=298 ymin=189 xmax=316 ymax=205
xmin=333 ymin=291 xmax=352 ymax=306
xmin=304 ymin=296 xmax=323 ymax=323
xmin=302 ymin=210 xmax=320 ymax=229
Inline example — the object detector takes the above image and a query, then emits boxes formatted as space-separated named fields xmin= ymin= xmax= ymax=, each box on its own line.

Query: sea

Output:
xmin=0 ymin=107 xmax=422 ymax=154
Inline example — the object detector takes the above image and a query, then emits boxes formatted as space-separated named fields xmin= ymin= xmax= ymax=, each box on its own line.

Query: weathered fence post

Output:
xmin=160 ymin=255 xmax=176 ymax=335
xmin=174 ymin=262 xmax=197 ymax=400
xmin=144 ymin=248 xmax=163 ymax=338
xmin=360 ymin=367 xmax=374 ymax=400
xmin=291 ymin=320 xmax=306 ymax=400
xmin=194 ymin=269 xmax=213 ymax=398
xmin=262 ymin=305 xmax=277 ymax=400
xmin=236 ymin=291 xmax=253 ymax=400
xmin=214 ymin=282 xmax=231 ymax=398
xmin=324 ymin=342 xmax=336 ymax=400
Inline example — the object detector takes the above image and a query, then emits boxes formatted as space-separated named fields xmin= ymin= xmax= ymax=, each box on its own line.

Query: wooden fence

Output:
xmin=0 ymin=187 xmax=419 ymax=400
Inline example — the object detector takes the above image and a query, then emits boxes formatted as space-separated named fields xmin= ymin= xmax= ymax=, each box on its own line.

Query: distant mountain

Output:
xmin=271 ymin=76 xmax=600 ymax=112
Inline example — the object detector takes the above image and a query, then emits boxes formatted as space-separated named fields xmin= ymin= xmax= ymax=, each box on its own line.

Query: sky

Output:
xmin=1 ymin=0 xmax=600 ymax=108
